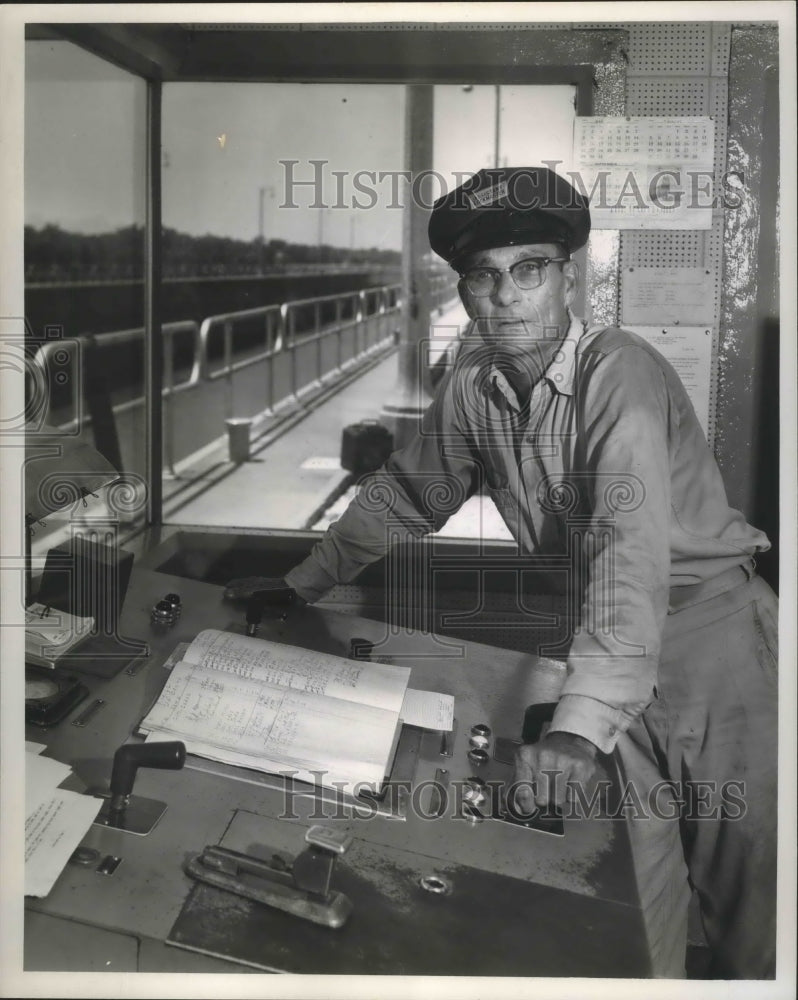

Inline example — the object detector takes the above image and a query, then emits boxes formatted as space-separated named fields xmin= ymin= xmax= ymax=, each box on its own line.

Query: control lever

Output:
xmin=245 ymin=586 xmax=296 ymax=636
xmin=185 ymin=825 xmax=353 ymax=928
xmin=92 ymin=740 xmax=186 ymax=835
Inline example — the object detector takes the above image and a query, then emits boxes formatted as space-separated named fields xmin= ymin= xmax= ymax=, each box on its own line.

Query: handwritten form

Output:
xmin=140 ymin=630 xmax=412 ymax=791
xmin=183 ymin=629 xmax=410 ymax=711
xmin=25 ymin=751 xmax=104 ymax=897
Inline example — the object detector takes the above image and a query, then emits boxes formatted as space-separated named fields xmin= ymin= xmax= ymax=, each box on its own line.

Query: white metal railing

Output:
xmin=199 ymin=283 xmax=401 ymax=417
xmin=32 ymin=284 xmax=404 ymax=474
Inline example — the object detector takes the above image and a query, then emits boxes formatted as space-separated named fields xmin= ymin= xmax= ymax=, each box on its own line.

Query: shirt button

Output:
xmin=608 ymin=726 xmax=617 ymax=736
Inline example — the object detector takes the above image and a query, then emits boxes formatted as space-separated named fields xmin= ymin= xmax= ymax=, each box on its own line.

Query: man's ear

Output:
xmin=562 ymin=259 xmax=579 ymax=309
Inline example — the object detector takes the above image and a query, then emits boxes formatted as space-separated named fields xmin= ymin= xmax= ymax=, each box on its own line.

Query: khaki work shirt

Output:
xmin=286 ymin=316 xmax=769 ymax=752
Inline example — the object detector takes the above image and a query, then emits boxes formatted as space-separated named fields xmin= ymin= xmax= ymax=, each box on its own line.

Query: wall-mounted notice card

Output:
xmin=574 ymin=117 xmax=715 ymax=229
xmin=628 ymin=326 xmax=713 ymax=439
xmin=622 ymin=267 xmax=716 ymax=326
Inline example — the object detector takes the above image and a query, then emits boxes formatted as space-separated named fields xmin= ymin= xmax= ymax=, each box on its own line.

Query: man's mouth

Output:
xmin=492 ymin=318 xmax=528 ymax=329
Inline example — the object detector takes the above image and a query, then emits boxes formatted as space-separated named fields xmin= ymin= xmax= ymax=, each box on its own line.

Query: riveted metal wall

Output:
xmin=716 ymin=25 xmax=780 ymax=582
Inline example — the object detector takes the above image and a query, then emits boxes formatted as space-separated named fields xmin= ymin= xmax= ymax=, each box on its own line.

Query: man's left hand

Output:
xmin=512 ymin=731 xmax=598 ymax=811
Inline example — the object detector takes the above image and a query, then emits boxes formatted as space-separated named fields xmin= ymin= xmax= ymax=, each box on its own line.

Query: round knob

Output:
xmin=151 ymin=600 xmax=176 ymax=626
xmin=469 ymin=723 xmax=491 ymax=750
xmin=467 ymin=747 xmax=489 ymax=767
xmin=463 ymin=776 xmax=488 ymax=806
xmin=163 ymin=593 xmax=182 ymax=618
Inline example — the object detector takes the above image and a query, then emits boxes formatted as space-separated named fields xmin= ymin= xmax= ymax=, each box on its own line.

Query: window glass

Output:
xmin=28 ymin=74 xmax=575 ymax=543
xmin=24 ymin=39 xmax=148 ymax=559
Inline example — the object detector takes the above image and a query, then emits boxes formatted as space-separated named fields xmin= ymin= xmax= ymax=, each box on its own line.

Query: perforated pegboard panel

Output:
xmin=622 ymin=230 xmax=704 ymax=267
xmin=627 ymin=78 xmax=710 ymax=113
xmin=626 ymin=23 xmax=713 ymax=76
xmin=619 ymin=23 xmax=732 ymax=448
xmin=710 ymin=22 xmax=733 ymax=76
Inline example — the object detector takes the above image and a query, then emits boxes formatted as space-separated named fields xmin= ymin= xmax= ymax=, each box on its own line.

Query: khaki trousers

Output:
xmin=617 ymin=572 xmax=778 ymax=978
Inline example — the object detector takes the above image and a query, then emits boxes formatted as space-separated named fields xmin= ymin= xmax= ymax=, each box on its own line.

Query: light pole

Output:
xmin=494 ymin=85 xmax=501 ymax=169
xmin=258 ymin=186 xmax=273 ymax=274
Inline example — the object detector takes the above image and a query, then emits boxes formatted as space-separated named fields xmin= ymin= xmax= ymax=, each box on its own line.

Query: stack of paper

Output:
xmin=25 ymin=746 xmax=104 ymax=897
xmin=25 ymin=602 xmax=95 ymax=668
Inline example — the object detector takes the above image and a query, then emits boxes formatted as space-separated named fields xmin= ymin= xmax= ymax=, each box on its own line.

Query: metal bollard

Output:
xmin=226 ymin=418 xmax=253 ymax=464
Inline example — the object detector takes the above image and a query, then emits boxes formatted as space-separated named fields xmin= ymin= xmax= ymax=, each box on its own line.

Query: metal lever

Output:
xmin=185 ymin=825 xmax=353 ymax=928
xmin=92 ymin=740 xmax=186 ymax=835
xmin=245 ymin=586 xmax=296 ymax=636
xmin=108 ymin=740 xmax=187 ymax=813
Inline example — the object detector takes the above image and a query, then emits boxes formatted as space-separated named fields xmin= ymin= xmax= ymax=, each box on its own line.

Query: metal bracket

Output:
xmin=93 ymin=792 xmax=169 ymax=835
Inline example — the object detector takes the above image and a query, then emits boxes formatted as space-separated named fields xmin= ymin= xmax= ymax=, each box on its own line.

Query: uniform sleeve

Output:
xmin=547 ymin=345 xmax=676 ymax=753
xmin=285 ymin=369 xmax=480 ymax=603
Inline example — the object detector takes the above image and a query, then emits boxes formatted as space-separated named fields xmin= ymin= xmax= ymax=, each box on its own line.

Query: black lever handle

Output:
xmin=109 ymin=741 xmax=186 ymax=810
xmin=521 ymin=703 xmax=557 ymax=745
xmin=246 ymin=586 xmax=296 ymax=635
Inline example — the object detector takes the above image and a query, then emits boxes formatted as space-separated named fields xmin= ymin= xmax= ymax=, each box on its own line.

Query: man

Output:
xmin=227 ymin=167 xmax=778 ymax=979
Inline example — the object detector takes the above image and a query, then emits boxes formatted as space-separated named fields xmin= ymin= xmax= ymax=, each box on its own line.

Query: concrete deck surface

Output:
xmin=164 ymin=298 xmax=509 ymax=540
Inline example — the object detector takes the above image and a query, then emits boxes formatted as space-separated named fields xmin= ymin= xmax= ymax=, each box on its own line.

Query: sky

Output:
xmin=25 ymin=39 xmax=577 ymax=251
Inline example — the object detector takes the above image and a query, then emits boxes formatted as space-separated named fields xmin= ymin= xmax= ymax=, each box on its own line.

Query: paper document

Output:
xmin=25 ymin=602 xmax=95 ymax=667
xmin=25 ymin=790 xmax=104 ymax=897
xmin=182 ymin=629 xmax=410 ymax=713
xmin=26 ymin=752 xmax=72 ymax=792
xmin=142 ymin=663 xmax=401 ymax=783
xmin=628 ymin=326 xmax=713 ymax=437
xmin=25 ymin=750 xmax=104 ymax=897
xmin=140 ymin=630 xmax=411 ymax=793
xmin=400 ymin=688 xmax=455 ymax=731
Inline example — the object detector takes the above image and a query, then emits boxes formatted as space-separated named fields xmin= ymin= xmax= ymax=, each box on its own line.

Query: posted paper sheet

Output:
xmin=574 ymin=117 xmax=715 ymax=229
xmin=628 ymin=326 xmax=713 ymax=438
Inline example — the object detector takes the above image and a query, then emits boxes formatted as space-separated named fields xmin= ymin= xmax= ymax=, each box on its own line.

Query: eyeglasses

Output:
xmin=459 ymin=256 xmax=569 ymax=297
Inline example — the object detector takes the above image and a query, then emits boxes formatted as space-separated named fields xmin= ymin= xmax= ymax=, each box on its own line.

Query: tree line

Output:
xmin=24 ymin=225 xmax=401 ymax=283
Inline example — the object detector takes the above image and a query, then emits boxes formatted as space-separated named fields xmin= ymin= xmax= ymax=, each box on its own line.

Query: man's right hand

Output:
xmin=512 ymin=731 xmax=598 ymax=811
xmin=223 ymin=576 xmax=293 ymax=601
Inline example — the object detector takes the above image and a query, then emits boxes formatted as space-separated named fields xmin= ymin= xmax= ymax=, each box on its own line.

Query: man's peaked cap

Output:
xmin=428 ymin=166 xmax=591 ymax=265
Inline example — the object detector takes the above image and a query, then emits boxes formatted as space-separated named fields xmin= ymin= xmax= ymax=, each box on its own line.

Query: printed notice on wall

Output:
xmin=574 ymin=117 xmax=715 ymax=229
xmin=622 ymin=267 xmax=716 ymax=325
xmin=628 ymin=327 xmax=713 ymax=439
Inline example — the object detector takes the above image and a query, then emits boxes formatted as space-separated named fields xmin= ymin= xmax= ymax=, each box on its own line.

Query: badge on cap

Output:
xmin=466 ymin=179 xmax=509 ymax=209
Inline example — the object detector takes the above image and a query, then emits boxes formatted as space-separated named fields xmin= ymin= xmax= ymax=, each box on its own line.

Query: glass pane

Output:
xmin=159 ymin=82 xmax=406 ymax=528
xmin=431 ymin=84 xmax=577 ymax=541
xmin=24 ymin=39 xmax=148 ymax=571
xmin=157 ymin=82 xmax=575 ymax=543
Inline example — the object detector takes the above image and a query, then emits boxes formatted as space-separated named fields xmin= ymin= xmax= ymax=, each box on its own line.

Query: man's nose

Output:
xmin=492 ymin=270 xmax=519 ymax=305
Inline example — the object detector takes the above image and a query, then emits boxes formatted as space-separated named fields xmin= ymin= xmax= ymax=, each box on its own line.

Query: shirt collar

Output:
xmin=487 ymin=312 xmax=586 ymax=411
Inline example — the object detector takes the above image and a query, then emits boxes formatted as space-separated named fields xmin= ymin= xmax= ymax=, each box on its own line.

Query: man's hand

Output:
xmin=224 ymin=576 xmax=292 ymax=602
xmin=512 ymin=732 xmax=598 ymax=812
